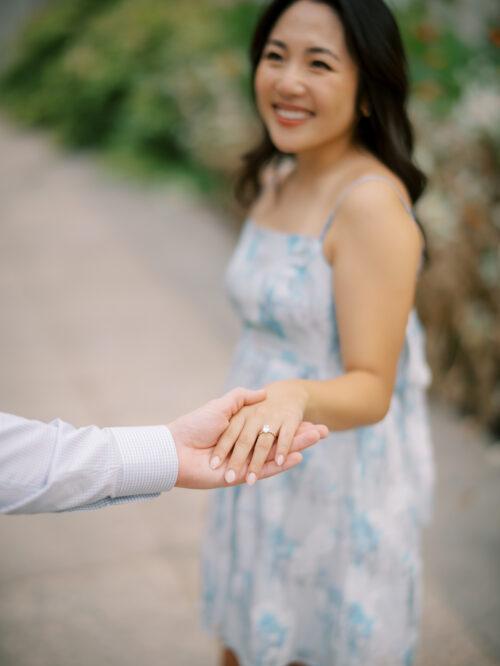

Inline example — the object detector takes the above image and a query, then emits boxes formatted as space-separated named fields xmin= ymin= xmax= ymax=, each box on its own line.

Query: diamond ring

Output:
xmin=258 ymin=424 xmax=277 ymax=438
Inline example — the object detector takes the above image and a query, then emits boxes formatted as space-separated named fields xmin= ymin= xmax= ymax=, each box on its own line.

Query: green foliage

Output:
xmin=396 ymin=1 xmax=498 ymax=118
xmin=0 ymin=0 xmax=257 ymax=181
xmin=216 ymin=1 xmax=262 ymax=100
xmin=1 ymin=0 xmax=499 ymax=432
xmin=2 ymin=0 xmax=497 ymax=166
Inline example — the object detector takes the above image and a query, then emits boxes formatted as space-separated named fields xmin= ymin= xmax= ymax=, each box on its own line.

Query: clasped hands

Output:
xmin=169 ymin=382 xmax=327 ymax=489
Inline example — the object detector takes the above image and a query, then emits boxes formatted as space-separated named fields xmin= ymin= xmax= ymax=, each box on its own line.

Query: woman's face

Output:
xmin=255 ymin=0 xmax=360 ymax=157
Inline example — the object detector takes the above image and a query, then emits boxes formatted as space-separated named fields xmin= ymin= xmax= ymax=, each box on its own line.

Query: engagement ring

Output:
xmin=259 ymin=424 xmax=277 ymax=438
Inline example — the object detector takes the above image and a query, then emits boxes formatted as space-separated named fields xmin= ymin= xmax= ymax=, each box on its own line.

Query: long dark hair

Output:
xmin=235 ymin=0 xmax=428 ymax=228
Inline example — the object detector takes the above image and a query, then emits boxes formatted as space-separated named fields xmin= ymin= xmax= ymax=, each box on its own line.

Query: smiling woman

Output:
xmin=255 ymin=4 xmax=359 ymax=155
xmin=236 ymin=0 xmax=427 ymax=232
xmin=202 ymin=1 xmax=434 ymax=665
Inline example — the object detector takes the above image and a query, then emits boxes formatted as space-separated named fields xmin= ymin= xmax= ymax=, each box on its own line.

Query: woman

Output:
xmin=203 ymin=0 xmax=434 ymax=664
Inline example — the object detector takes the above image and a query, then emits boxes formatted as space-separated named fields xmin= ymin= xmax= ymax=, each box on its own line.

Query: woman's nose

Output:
xmin=274 ymin=65 xmax=306 ymax=97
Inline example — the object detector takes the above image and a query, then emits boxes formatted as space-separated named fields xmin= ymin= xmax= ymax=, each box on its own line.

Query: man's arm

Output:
xmin=1 ymin=390 xmax=328 ymax=514
xmin=0 ymin=411 xmax=177 ymax=514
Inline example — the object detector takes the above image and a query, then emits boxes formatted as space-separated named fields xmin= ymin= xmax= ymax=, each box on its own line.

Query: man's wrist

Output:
xmin=166 ymin=420 xmax=184 ymax=487
xmin=108 ymin=425 xmax=179 ymax=497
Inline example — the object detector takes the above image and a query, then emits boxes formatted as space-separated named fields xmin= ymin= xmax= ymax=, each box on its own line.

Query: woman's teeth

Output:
xmin=275 ymin=108 xmax=311 ymax=120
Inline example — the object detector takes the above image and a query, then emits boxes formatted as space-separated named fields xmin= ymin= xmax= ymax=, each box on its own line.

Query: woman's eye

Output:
xmin=264 ymin=51 xmax=283 ymax=61
xmin=311 ymin=60 xmax=332 ymax=71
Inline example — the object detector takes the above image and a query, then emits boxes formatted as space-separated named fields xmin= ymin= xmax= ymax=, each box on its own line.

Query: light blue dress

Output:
xmin=202 ymin=176 xmax=434 ymax=666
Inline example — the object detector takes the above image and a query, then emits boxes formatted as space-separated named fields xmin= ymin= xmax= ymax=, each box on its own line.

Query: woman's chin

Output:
xmin=268 ymin=134 xmax=306 ymax=155
xmin=266 ymin=126 xmax=317 ymax=155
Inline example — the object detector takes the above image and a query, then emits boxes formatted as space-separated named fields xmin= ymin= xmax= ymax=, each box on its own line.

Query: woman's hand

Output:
xmin=209 ymin=380 xmax=319 ymax=485
xmin=169 ymin=385 xmax=325 ymax=489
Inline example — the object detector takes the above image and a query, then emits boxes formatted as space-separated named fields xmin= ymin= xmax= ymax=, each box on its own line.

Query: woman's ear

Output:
xmin=360 ymin=100 xmax=371 ymax=117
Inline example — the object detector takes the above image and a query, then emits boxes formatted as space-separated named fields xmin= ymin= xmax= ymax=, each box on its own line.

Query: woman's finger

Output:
xmin=222 ymin=451 xmax=304 ymax=486
xmin=209 ymin=413 xmax=245 ymax=469
xmin=265 ymin=440 xmax=278 ymax=462
xmin=224 ymin=417 xmax=264 ymax=483
xmin=273 ymin=418 xmax=301 ymax=466
xmin=246 ymin=422 xmax=283 ymax=484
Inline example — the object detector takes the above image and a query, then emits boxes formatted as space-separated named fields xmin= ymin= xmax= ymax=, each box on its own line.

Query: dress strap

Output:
xmin=320 ymin=174 xmax=414 ymax=240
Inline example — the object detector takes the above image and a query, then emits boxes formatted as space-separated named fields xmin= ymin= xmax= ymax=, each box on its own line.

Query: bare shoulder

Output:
xmin=342 ymin=174 xmax=411 ymax=217
xmin=326 ymin=173 xmax=423 ymax=268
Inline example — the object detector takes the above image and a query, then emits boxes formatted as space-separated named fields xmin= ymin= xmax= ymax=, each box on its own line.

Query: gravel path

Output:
xmin=0 ymin=119 xmax=498 ymax=666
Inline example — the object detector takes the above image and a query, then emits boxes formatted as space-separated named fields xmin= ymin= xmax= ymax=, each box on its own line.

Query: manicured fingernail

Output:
xmin=247 ymin=472 xmax=256 ymax=486
xmin=225 ymin=469 xmax=235 ymax=484
xmin=276 ymin=454 xmax=284 ymax=466
xmin=210 ymin=456 xmax=220 ymax=470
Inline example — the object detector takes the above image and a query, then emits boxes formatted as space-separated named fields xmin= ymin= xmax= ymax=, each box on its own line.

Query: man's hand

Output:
xmin=168 ymin=387 xmax=328 ymax=489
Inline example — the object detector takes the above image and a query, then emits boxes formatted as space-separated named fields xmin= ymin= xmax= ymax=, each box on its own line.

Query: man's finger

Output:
xmin=215 ymin=387 xmax=266 ymax=419
xmin=262 ymin=423 xmax=328 ymax=462
xmin=259 ymin=452 xmax=303 ymax=479
xmin=290 ymin=424 xmax=329 ymax=453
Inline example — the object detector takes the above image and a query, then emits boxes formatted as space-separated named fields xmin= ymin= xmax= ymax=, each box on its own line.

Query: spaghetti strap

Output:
xmin=320 ymin=174 xmax=414 ymax=240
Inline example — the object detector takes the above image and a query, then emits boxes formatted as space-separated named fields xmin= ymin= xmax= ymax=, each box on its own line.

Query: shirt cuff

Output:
xmin=107 ymin=425 xmax=178 ymax=498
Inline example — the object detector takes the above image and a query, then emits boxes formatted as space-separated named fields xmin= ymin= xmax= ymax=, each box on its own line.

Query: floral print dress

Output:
xmin=201 ymin=176 xmax=434 ymax=666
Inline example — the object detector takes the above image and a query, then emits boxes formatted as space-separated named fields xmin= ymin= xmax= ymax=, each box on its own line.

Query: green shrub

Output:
xmin=1 ymin=0 xmax=499 ymax=434
xmin=0 ymin=0 xmax=261 ymax=187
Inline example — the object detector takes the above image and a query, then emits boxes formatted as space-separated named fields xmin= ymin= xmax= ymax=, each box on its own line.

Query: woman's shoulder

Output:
xmin=334 ymin=167 xmax=414 ymax=231
xmin=337 ymin=155 xmax=412 ymax=210
xmin=344 ymin=174 xmax=411 ymax=213
xmin=325 ymin=159 xmax=422 ymax=261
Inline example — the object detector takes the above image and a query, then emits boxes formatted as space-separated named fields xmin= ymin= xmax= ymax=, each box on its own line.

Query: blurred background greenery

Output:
xmin=0 ymin=0 xmax=499 ymax=436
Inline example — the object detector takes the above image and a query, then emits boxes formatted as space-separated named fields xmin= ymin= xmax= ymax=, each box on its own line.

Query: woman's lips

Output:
xmin=272 ymin=104 xmax=314 ymax=127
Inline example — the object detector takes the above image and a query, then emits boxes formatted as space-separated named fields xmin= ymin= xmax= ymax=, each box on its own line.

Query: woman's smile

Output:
xmin=272 ymin=102 xmax=315 ymax=126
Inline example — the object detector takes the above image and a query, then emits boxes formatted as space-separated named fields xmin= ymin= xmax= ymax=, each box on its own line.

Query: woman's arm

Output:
xmin=211 ymin=180 xmax=423 ymax=483
xmin=300 ymin=178 xmax=423 ymax=428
